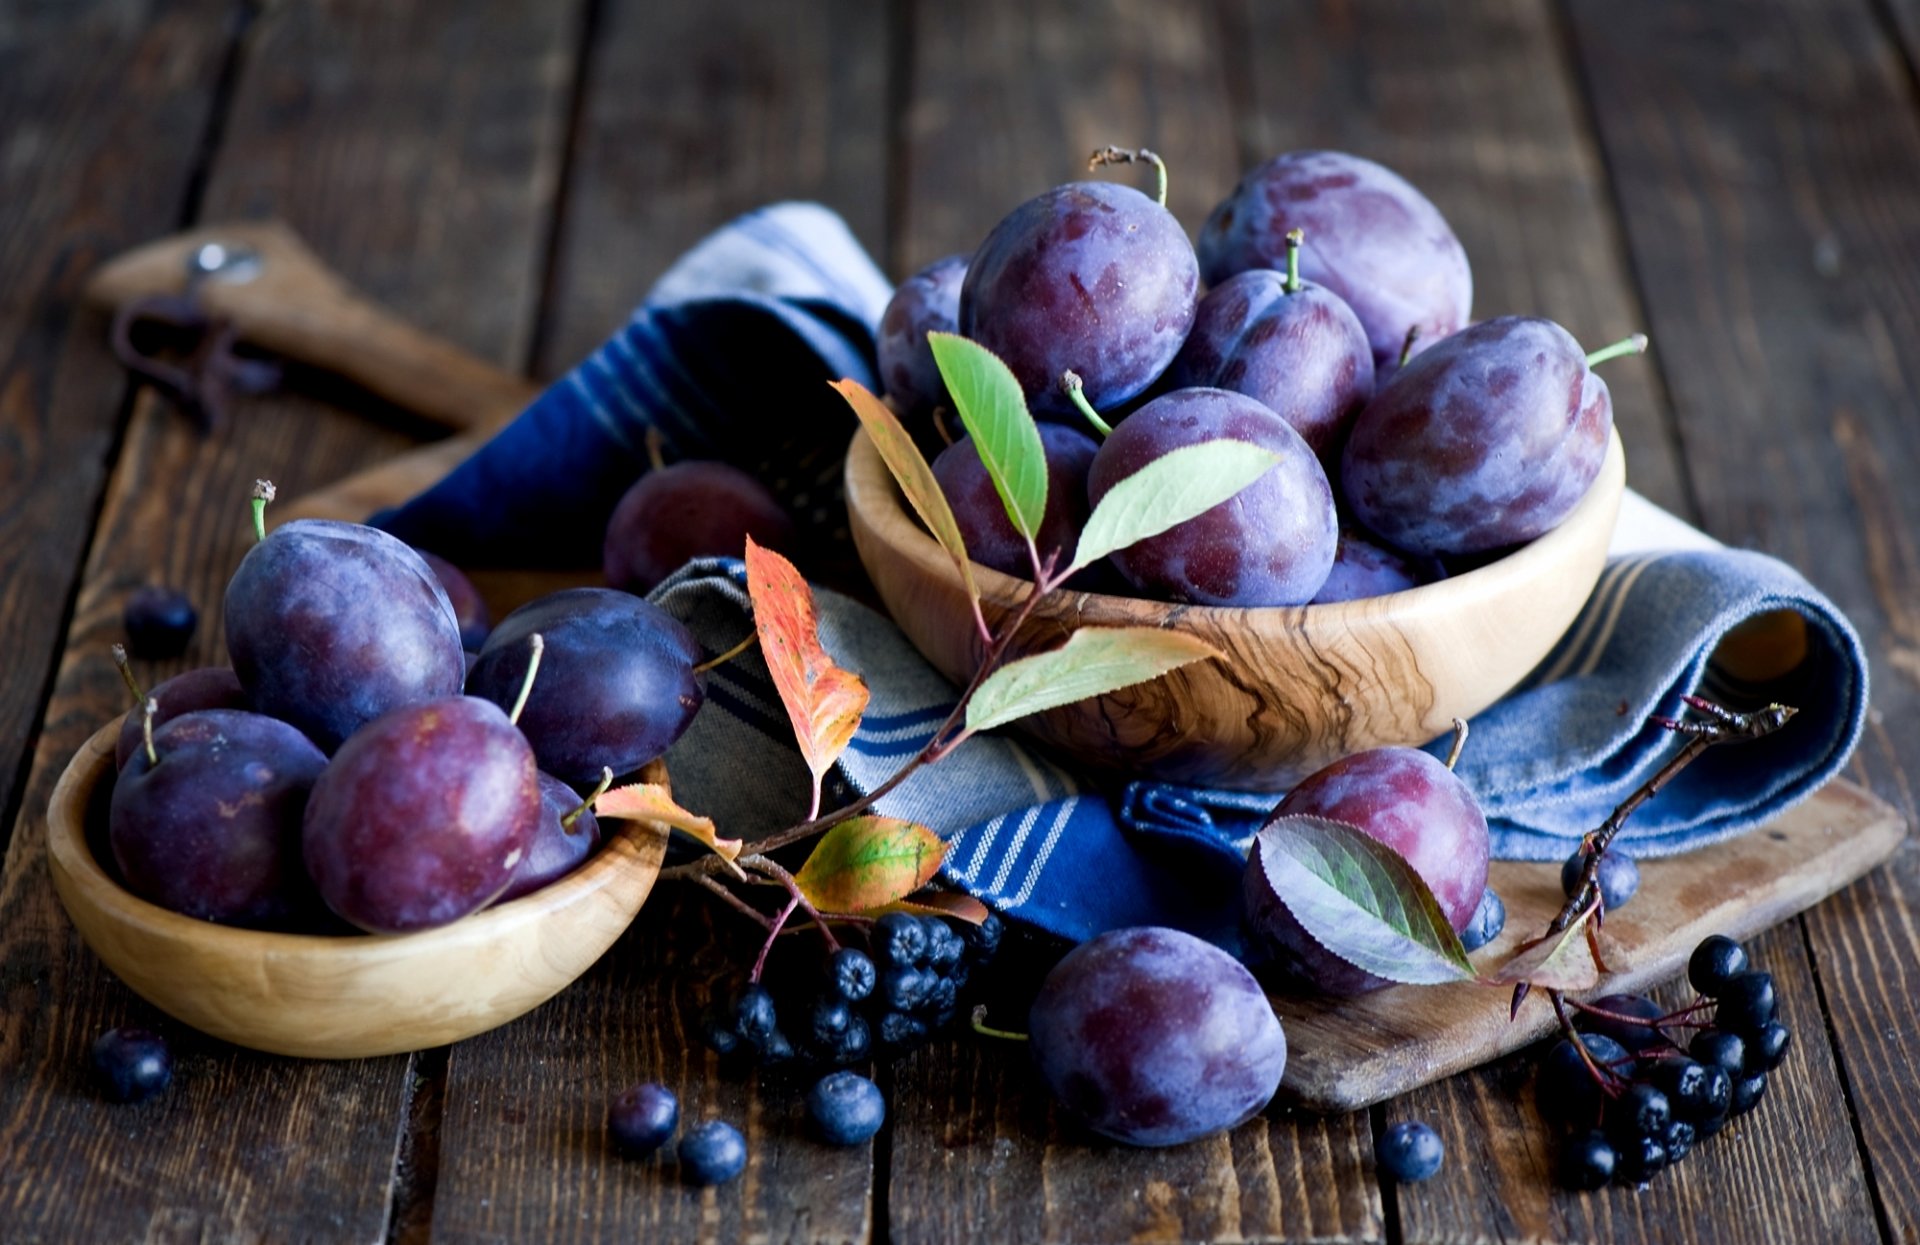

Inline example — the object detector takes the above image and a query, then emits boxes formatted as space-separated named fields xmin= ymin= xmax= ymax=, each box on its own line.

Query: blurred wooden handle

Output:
xmin=85 ymin=220 xmax=540 ymax=435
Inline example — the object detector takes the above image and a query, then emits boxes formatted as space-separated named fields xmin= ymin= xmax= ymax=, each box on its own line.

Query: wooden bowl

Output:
xmin=846 ymin=425 xmax=1626 ymax=789
xmin=46 ymin=719 xmax=669 ymax=1059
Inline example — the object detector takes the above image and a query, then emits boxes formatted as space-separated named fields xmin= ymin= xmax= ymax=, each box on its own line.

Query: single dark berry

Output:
xmin=1651 ymin=1059 xmax=1714 ymax=1120
xmin=1577 ymin=993 xmax=1670 ymax=1052
xmin=1689 ymin=1028 xmax=1746 ymax=1076
xmin=1695 ymin=1104 xmax=1731 ymax=1138
xmin=91 ymin=1027 xmax=172 ymax=1103
xmin=1664 ymin=1118 xmax=1697 ymax=1164
xmin=925 ymin=974 xmax=960 ymax=1015
xmin=1731 ymin=1073 xmax=1768 ymax=1116
xmin=830 ymin=947 xmax=877 ymax=1003
xmin=874 ymin=912 xmax=929 ymax=966
xmin=734 ymin=983 xmax=779 ymax=1042
xmin=1692 ymin=1064 xmax=1734 ymax=1123
xmin=961 ymin=913 xmax=1003 ymax=958
xmin=1458 ymin=887 xmax=1506 ymax=952
xmin=807 ymin=1071 xmax=887 ymax=1145
xmin=1746 ymin=1020 xmax=1792 ymax=1074
xmin=881 ymin=966 xmax=931 ymax=1012
xmin=834 ymin=1017 xmax=872 ymax=1065
xmin=810 ymin=996 xmax=853 ymax=1045
xmin=123 ymin=587 xmax=198 ymax=660
xmin=926 ymin=920 xmax=964 ymax=972
xmin=760 ymin=1029 xmax=795 ymax=1065
xmin=1715 ymin=972 xmax=1777 ymax=1034
xmin=1537 ymin=1034 xmax=1630 ymax=1129
xmin=1605 ymin=1083 xmax=1671 ymax=1145
xmin=678 ymin=1120 xmax=748 ymax=1186
xmin=608 ymin=1083 xmax=679 ymax=1156
xmin=1376 ymin=1121 xmax=1445 ymax=1183
xmin=1688 ymin=934 xmax=1749 ymax=996
xmin=877 ymin=1011 xmax=928 ymax=1048
xmin=702 ymin=1015 xmax=742 ymax=1059
xmin=1613 ymin=1134 xmax=1668 ymax=1185
xmin=1561 ymin=845 xmax=1640 ymax=911
xmin=1559 ymin=1130 xmax=1616 ymax=1191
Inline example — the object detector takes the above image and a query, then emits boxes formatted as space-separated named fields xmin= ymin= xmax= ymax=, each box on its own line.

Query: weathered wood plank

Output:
xmin=1565 ymin=0 xmax=1920 ymax=1237
xmin=425 ymin=2 xmax=892 ymax=1239
xmin=1393 ymin=925 xmax=1880 ymax=1244
xmin=0 ymin=0 xmax=234 ymax=849
xmin=0 ymin=1 xmax=579 ymax=1238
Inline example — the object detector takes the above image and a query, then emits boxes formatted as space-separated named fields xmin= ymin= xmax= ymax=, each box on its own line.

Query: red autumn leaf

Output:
xmin=595 ymin=782 xmax=742 ymax=874
xmin=744 ymin=537 xmax=871 ymax=819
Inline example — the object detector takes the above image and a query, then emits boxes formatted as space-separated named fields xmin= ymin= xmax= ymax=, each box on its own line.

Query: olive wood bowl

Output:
xmin=46 ymin=718 xmax=669 ymax=1059
xmin=846 ymin=425 xmax=1626 ymax=789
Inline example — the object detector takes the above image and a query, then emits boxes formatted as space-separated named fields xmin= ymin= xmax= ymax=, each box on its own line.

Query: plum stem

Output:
xmin=1060 ymin=371 xmax=1112 ymax=438
xmin=1087 ymin=145 xmax=1167 ymax=207
xmin=693 ymin=632 xmax=759 ymax=676
xmin=644 ymin=425 xmax=667 ymax=474
xmin=250 ymin=479 xmax=276 ymax=543
xmin=508 ymin=633 xmax=544 ymax=726
xmin=969 ymin=1004 xmax=1029 ymax=1043
xmin=1284 ymin=228 xmax=1304 ymax=294
xmin=110 ymin=644 xmax=144 ymax=708
xmin=140 ymin=697 xmax=159 ymax=768
xmin=1398 ymin=326 xmax=1421 ymax=370
xmin=1444 ymin=717 xmax=1470 ymax=770
xmin=1585 ymin=333 xmax=1648 ymax=369
xmin=563 ymin=766 xmax=614 ymax=833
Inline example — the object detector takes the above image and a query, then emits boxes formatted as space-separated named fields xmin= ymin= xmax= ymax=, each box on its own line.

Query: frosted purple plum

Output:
xmin=932 ymin=423 xmax=1099 ymax=578
xmin=114 ymin=666 xmax=249 ymax=770
xmin=1244 ymin=747 xmax=1489 ymax=995
xmin=419 ymin=550 xmax=492 ymax=650
xmin=302 ymin=695 xmax=540 ymax=932
xmin=1341 ymin=316 xmax=1613 ymax=556
xmin=877 ymin=254 xmax=967 ymax=417
xmin=1029 ymin=926 xmax=1286 ymax=1147
xmin=1310 ymin=528 xmax=1436 ymax=604
xmin=1197 ymin=151 xmax=1472 ymax=372
xmin=110 ymin=709 xmax=326 ymax=928
xmin=960 ymin=182 xmax=1198 ymax=417
xmin=602 ymin=461 xmax=794 ymax=594
xmin=494 ymin=771 xmax=603 ymax=903
xmin=1165 ymin=268 xmax=1374 ymax=467
xmin=225 ymin=519 xmax=465 ymax=752
xmin=1087 ymin=388 xmax=1337 ymax=606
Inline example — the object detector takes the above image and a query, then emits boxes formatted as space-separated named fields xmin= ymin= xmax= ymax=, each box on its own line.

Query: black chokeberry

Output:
xmin=1664 ymin=1118 xmax=1697 ymax=1163
xmin=608 ymin=1083 xmax=679 ymax=1156
xmin=1688 ymin=934 xmax=1748 ymax=996
xmin=1577 ymin=993 xmax=1669 ymax=1052
xmin=961 ymin=913 xmax=1003 ymax=957
xmin=1746 ymin=1020 xmax=1792 ymax=1073
xmin=1613 ymin=1134 xmax=1668 ymax=1185
xmin=926 ymin=974 xmax=960 ymax=1014
xmin=881 ymin=966 xmax=931 ymax=1012
xmin=1689 ymin=1028 xmax=1746 ymax=1076
xmin=874 ymin=912 xmax=928 ymax=966
xmin=830 ymin=947 xmax=877 ymax=1003
xmin=807 ymin=1071 xmax=887 ymax=1145
xmin=123 ymin=587 xmax=197 ymax=660
xmin=1559 ymin=1130 xmax=1616 ymax=1190
xmin=760 ymin=1029 xmax=795 ymax=1065
xmin=1561 ymin=845 xmax=1640 ymax=911
xmin=878 ymin=1011 xmax=928 ymax=1048
xmin=1605 ymin=1083 xmax=1671 ymax=1145
xmin=735 ymin=984 xmax=778 ymax=1042
xmin=679 ymin=1120 xmax=748 ymax=1186
xmin=702 ymin=1014 xmax=742 ymax=1058
xmin=1715 ymin=972 xmax=1777 ymax=1033
xmin=91 ymin=1027 xmax=172 ymax=1103
xmin=1459 ymin=887 xmax=1506 ymax=952
xmin=1731 ymin=1073 xmax=1768 ymax=1116
xmin=834 ymin=1017 xmax=872 ymax=1065
xmin=1376 ymin=1121 xmax=1445 ymax=1183
xmin=1693 ymin=1064 xmax=1734 ymax=1123
xmin=810 ymin=996 xmax=852 ymax=1045
xmin=1537 ymin=1034 xmax=1629 ymax=1129
xmin=1651 ymin=1058 xmax=1712 ymax=1117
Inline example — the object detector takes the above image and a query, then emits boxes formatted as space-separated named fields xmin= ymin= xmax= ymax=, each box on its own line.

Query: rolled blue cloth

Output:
xmin=376 ymin=203 xmax=1870 ymax=953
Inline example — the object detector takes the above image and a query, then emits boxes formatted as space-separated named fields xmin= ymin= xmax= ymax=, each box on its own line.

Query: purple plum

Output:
xmin=419 ymin=550 xmax=492 ymax=650
xmin=932 ymin=423 xmax=1099 ymax=578
xmin=602 ymin=460 xmax=794 ymax=594
xmin=494 ymin=771 xmax=603 ymax=903
xmin=877 ymin=254 xmax=967 ymax=417
xmin=1310 ymin=528 xmax=1436 ymax=604
xmin=114 ymin=666 xmax=249 ymax=770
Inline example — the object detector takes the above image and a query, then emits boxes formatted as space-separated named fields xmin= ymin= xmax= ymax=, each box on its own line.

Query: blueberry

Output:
xmin=874 ymin=912 xmax=928 ymax=966
xmin=1664 ymin=1118 xmax=1697 ymax=1163
xmin=807 ymin=1071 xmax=887 ymax=1145
xmin=1689 ymin=1028 xmax=1746 ymax=1076
xmin=678 ymin=1120 xmax=748 ymax=1186
xmin=1605 ymin=1083 xmax=1670 ymax=1145
xmin=1560 ymin=845 xmax=1639 ymax=911
xmin=1537 ymin=1034 xmax=1629 ymax=1129
xmin=1731 ymin=1073 xmax=1768 ymax=1116
xmin=608 ymin=1083 xmax=678 ymax=1156
xmin=1687 ymin=935 xmax=1749 ymax=997
xmin=1715 ymin=972 xmax=1776 ymax=1034
xmin=91 ymin=1027 xmax=172 ymax=1103
xmin=810 ymin=996 xmax=852 ymax=1045
xmin=1558 ymin=1130 xmax=1616 ymax=1190
xmin=1746 ymin=1020 xmax=1792 ymax=1074
xmin=1577 ymin=993 xmax=1670 ymax=1052
xmin=735 ymin=984 xmax=778 ymax=1042
xmin=830 ymin=948 xmax=877 ymax=1003
xmin=881 ymin=966 xmax=931 ymax=1012
xmin=1376 ymin=1121 xmax=1444 ymax=1183
xmin=1458 ymin=887 xmax=1506 ymax=952
xmin=123 ymin=587 xmax=198 ymax=660
xmin=1613 ymin=1134 xmax=1668 ymax=1185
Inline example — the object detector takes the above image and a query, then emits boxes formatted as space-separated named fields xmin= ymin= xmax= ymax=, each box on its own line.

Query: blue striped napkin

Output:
xmin=376 ymin=203 xmax=1870 ymax=953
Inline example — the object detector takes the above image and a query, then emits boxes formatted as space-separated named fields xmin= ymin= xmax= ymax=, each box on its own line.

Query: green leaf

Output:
xmin=964 ymin=627 xmax=1220 ymax=735
xmin=792 ymin=816 xmax=948 ymax=913
xmin=1068 ymin=439 xmax=1284 ymax=573
xmin=1250 ymin=815 xmax=1477 ymax=985
xmin=1488 ymin=899 xmax=1603 ymax=992
xmin=927 ymin=333 xmax=1048 ymax=545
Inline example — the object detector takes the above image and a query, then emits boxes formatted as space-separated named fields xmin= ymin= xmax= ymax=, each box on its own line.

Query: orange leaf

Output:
xmin=874 ymin=891 xmax=992 ymax=926
xmin=744 ymin=537 xmax=871 ymax=819
xmin=595 ymin=782 xmax=743 ymax=875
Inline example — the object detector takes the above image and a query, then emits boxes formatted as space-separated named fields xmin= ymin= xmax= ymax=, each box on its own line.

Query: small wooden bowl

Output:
xmin=46 ymin=720 xmax=669 ymax=1059
xmin=846 ymin=425 xmax=1626 ymax=789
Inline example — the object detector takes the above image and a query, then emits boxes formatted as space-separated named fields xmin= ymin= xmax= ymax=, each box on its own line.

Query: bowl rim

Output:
xmin=47 ymin=716 xmax=670 ymax=963
xmin=845 ymin=423 xmax=1627 ymax=627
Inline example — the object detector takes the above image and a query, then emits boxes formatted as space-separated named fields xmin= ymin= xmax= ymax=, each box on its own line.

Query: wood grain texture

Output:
xmin=0 ymin=0 xmax=233 ymax=849
xmin=1393 ymin=926 xmax=1882 ymax=1245
xmin=1564 ymin=2 xmax=1920 ymax=1239
xmin=0 ymin=0 xmax=579 ymax=1238
xmin=1221 ymin=0 xmax=1687 ymax=521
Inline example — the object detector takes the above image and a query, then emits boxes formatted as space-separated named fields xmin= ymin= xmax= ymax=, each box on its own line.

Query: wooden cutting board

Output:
xmin=1272 ymin=778 xmax=1905 ymax=1111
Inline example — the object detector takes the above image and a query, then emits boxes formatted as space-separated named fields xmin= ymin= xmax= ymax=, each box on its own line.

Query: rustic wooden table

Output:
xmin=4 ymin=1 xmax=1918 ymax=1241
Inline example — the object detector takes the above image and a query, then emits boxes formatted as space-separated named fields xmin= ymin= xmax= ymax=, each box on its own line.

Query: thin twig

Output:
xmin=695 ymin=873 xmax=773 ymax=929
